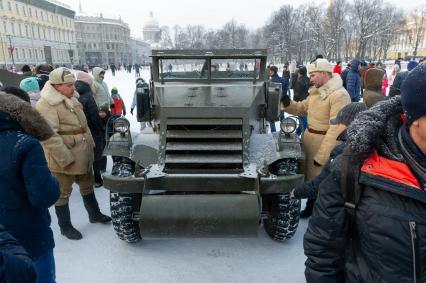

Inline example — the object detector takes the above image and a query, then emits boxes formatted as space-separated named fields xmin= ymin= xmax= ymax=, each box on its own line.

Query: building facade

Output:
xmin=74 ymin=15 xmax=131 ymax=66
xmin=388 ymin=12 xmax=426 ymax=60
xmin=142 ymin=12 xmax=161 ymax=45
xmin=0 ymin=0 xmax=77 ymax=69
xmin=129 ymin=37 xmax=151 ymax=65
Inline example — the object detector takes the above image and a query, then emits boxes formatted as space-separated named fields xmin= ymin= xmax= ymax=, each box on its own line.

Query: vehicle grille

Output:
xmin=164 ymin=119 xmax=243 ymax=173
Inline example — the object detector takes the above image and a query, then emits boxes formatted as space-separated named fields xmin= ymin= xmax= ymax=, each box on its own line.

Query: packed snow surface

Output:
xmin=51 ymin=68 xmax=308 ymax=283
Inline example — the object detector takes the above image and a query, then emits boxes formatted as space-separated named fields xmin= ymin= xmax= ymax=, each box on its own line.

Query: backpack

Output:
xmin=339 ymin=147 xmax=367 ymax=226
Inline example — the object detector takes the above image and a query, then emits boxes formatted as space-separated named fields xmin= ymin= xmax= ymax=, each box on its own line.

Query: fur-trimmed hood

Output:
xmin=347 ymin=96 xmax=404 ymax=161
xmin=40 ymin=82 xmax=80 ymax=108
xmin=0 ymin=92 xmax=54 ymax=141
xmin=310 ymin=73 xmax=344 ymax=100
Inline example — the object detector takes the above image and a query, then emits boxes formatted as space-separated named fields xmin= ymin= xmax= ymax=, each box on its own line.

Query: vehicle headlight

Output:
xmin=280 ymin=117 xmax=297 ymax=134
xmin=114 ymin=117 xmax=130 ymax=133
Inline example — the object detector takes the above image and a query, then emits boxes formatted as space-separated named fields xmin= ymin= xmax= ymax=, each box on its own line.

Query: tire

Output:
xmin=263 ymin=193 xmax=301 ymax=242
xmin=109 ymin=157 xmax=141 ymax=243
xmin=263 ymin=158 xmax=301 ymax=242
xmin=110 ymin=192 xmax=141 ymax=243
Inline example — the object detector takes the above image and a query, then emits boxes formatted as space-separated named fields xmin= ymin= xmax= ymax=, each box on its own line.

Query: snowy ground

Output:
xmin=51 ymin=69 xmax=308 ymax=283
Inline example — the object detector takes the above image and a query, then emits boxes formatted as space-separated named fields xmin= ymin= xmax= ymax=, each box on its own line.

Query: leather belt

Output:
xmin=308 ymin=128 xmax=327 ymax=135
xmin=58 ymin=129 xmax=86 ymax=135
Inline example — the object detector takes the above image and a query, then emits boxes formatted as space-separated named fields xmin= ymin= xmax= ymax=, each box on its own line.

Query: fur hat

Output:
xmin=308 ymin=58 xmax=332 ymax=74
xmin=401 ymin=63 xmax=426 ymax=124
xmin=49 ymin=67 xmax=76 ymax=85
xmin=20 ymin=77 xmax=40 ymax=93
xmin=75 ymin=71 xmax=93 ymax=86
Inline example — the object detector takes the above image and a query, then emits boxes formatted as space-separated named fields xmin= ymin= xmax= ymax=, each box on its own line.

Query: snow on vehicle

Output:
xmin=102 ymin=49 xmax=305 ymax=243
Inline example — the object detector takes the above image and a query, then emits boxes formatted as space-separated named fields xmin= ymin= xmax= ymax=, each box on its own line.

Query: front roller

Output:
xmin=137 ymin=194 xmax=260 ymax=238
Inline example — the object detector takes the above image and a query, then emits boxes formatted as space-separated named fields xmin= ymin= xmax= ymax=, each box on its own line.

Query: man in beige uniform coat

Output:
xmin=36 ymin=68 xmax=111 ymax=240
xmin=281 ymin=58 xmax=351 ymax=217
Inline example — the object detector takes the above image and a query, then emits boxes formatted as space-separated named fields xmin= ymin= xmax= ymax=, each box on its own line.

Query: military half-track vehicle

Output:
xmin=103 ymin=49 xmax=305 ymax=243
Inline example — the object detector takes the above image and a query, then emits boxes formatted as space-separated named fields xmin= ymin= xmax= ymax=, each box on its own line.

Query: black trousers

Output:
xmin=93 ymin=156 xmax=107 ymax=183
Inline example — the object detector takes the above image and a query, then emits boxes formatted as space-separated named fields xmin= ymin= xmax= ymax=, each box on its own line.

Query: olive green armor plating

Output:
xmin=103 ymin=49 xmax=305 ymax=241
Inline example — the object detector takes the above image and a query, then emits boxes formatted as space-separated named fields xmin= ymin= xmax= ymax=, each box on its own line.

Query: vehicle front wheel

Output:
xmin=110 ymin=192 xmax=141 ymax=243
xmin=263 ymin=193 xmax=301 ymax=242
xmin=110 ymin=157 xmax=141 ymax=243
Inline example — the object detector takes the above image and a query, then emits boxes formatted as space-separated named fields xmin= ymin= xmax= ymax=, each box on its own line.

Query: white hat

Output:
xmin=308 ymin=58 xmax=333 ymax=74
xmin=49 ymin=67 xmax=76 ymax=85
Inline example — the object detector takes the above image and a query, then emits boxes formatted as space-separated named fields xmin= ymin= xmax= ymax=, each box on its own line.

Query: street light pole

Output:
xmin=6 ymin=35 xmax=15 ymax=69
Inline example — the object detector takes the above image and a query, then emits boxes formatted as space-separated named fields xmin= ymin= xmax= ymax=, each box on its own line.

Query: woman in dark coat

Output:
xmin=0 ymin=89 xmax=60 ymax=283
xmin=75 ymin=71 xmax=106 ymax=187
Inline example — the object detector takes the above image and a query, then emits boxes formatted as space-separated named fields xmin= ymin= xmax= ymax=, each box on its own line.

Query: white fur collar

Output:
xmin=40 ymin=82 xmax=80 ymax=108
xmin=310 ymin=73 xmax=343 ymax=100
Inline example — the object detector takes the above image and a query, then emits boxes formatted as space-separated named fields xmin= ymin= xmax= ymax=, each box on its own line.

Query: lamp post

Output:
xmin=6 ymin=34 xmax=15 ymax=69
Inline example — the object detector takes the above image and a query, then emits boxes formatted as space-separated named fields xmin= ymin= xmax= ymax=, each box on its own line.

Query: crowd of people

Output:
xmin=1 ymin=54 xmax=426 ymax=282
xmin=0 ymin=63 xmax=150 ymax=282
xmin=267 ymin=55 xmax=426 ymax=282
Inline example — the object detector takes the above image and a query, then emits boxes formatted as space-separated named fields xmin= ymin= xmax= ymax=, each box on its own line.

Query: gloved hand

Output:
xmin=280 ymin=93 xmax=291 ymax=107
xmin=130 ymin=108 xmax=134 ymax=115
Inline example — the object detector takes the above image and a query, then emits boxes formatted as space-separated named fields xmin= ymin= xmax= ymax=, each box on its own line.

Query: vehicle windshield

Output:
xmin=158 ymin=58 xmax=261 ymax=80
xmin=160 ymin=59 xmax=207 ymax=79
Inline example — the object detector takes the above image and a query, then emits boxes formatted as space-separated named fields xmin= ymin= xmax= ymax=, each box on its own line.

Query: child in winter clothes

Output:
xmin=19 ymin=77 xmax=41 ymax=107
xmin=110 ymin=87 xmax=126 ymax=116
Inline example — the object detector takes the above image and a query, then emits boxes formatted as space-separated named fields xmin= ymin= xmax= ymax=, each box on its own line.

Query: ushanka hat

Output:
xmin=49 ymin=67 xmax=76 ymax=85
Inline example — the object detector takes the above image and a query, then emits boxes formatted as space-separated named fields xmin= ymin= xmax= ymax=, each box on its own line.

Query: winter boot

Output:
xmin=55 ymin=204 xmax=83 ymax=240
xmin=300 ymin=198 xmax=315 ymax=219
xmin=82 ymin=192 xmax=112 ymax=223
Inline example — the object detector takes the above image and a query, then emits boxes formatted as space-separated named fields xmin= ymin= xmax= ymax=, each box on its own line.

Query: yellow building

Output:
xmin=0 ymin=0 xmax=77 ymax=69
xmin=388 ymin=11 xmax=426 ymax=60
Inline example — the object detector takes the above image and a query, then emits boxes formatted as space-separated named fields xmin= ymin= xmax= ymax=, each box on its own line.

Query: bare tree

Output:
xmin=159 ymin=26 xmax=173 ymax=49
xmin=352 ymin=0 xmax=401 ymax=58
xmin=406 ymin=7 xmax=426 ymax=58
xmin=216 ymin=19 xmax=249 ymax=49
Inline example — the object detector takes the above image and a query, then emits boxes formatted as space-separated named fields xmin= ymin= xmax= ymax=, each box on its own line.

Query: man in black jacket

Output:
xmin=304 ymin=63 xmax=426 ymax=282
xmin=293 ymin=66 xmax=311 ymax=137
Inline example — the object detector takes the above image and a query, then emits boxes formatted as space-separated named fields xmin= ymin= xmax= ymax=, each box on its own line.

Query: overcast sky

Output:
xmin=61 ymin=0 xmax=425 ymax=38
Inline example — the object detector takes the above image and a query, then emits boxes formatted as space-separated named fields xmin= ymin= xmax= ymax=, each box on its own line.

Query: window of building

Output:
xmin=7 ymin=1 xmax=11 ymax=11
xmin=18 ymin=23 xmax=22 ymax=36
xmin=15 ymin=48 xmax=19 ymax=60
xmin=25 ymin=25 xmax=29 ymax=37
xmin=35 ymin=49 xmax=38 ymax=59
xmin=0 ymin=0 xmax=3 ymax=10
xmin=2 ymin=20 xmax=7 ymax=34
xmin=22 ymin=5 xmax=26 ymax=16
xmin=31 ymin=26 xmax=35 ymax=39
xmin=28 ymin=49 xmax=32 ymax=59
xmin=28 ymin=7 xmax=31 ymax=17
xmin=11 ymin=22 xmax=15 ymax=35
xmin=15 ymin=3 xmax=19 ymax=15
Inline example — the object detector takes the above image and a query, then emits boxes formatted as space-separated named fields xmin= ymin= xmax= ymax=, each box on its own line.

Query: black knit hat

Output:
xmin=330 ymin=102 xmax=368 ymax=126
xmin=401 ymin=63 xmax=426 ymax=124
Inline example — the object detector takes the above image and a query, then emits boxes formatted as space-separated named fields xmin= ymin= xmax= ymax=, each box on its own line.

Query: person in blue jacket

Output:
xmin=345 ymin=59 xmax=361 ymax=102
xmin=0 ymin=88 xmax=60 ymax=283
xmin=269 ymin=65 xmax=288 ymax=132
xmin=0 ymin=224 xmax=37 ymax=283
